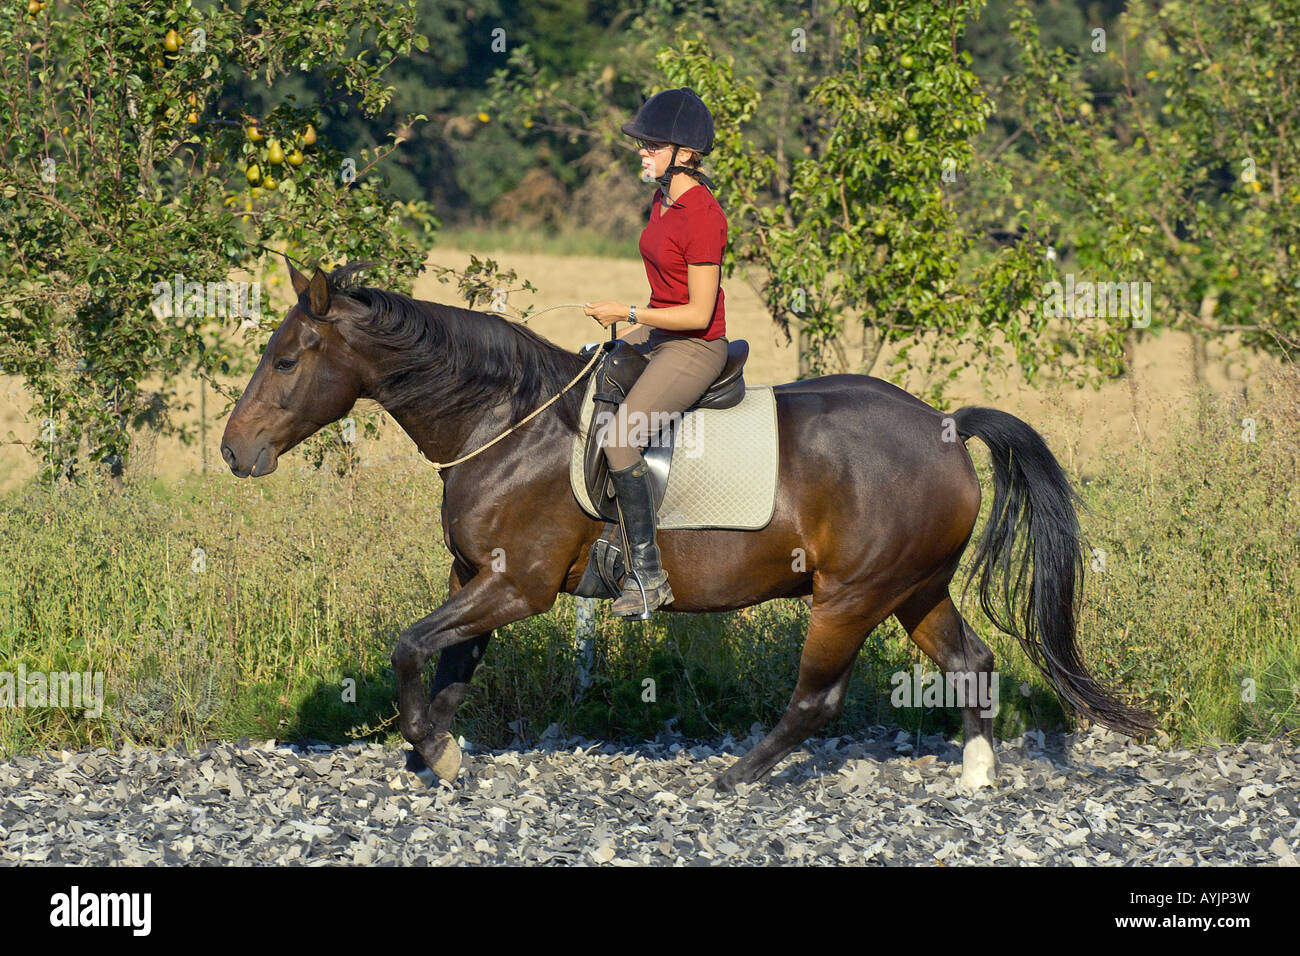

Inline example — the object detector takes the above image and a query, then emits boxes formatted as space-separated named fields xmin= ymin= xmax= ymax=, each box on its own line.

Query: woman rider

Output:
xmin=583 ymin=87 xmax=729 ymax=618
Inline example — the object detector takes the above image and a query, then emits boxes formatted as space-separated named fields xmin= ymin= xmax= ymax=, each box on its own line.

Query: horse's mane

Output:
xmin=318 ymin=262 xmax=588 ymax=433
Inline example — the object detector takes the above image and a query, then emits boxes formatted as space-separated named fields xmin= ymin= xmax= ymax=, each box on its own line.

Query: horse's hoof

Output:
xmin=415 ymin=766 xmax=439 ymax=788
xmin=958 ymin=736 xmax=997 ymax=790
xmin=412 ymin=731 xmax=462 ymax=786
xmin=713 ymin=770 xmax=740 ymax=793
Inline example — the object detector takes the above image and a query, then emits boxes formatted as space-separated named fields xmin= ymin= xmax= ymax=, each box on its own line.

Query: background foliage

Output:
xmin=0 ymin=0 xmax=434 ymax=481
xmin=0 ymin=0 xmax=1296 ymax=755
xmin=4 ymin=0 xmax=1296 ymax=479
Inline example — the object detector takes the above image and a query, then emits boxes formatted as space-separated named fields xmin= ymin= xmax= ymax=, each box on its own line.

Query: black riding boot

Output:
xmin=608 ymin=459 xmax=674 ymax=618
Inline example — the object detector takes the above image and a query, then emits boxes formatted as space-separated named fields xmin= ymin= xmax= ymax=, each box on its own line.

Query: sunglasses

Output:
xmin=635 ymin=138 xmax=671 ymax=152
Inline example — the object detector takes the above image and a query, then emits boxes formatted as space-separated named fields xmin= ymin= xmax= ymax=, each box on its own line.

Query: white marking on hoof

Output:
xmin=959 ymin=736 xmax=997 ymax=790
xmin=429 ymin=732 xmax=462 ymax=781
xmin=412 ymin=732 xmax=462 ymax=787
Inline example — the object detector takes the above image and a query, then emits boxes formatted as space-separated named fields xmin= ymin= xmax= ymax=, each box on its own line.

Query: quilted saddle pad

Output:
xmin=568 ymin=373 xmax=779 ymax=530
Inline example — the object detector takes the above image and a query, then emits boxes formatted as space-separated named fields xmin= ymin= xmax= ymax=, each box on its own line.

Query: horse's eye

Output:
xmin=275 ymin=358 xmax=297 ymax=372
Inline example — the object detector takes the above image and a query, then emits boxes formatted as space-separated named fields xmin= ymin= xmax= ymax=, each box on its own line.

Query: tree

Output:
xmin=1001 ymin=0 xmax=1300 ymax=369
xmin=0 ymin=0 xmax=436 ymax=482
xmin=485 ymin=0 xmax=1093 ymax=396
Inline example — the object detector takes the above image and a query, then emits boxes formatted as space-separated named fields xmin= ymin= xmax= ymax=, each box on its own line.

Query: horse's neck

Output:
xmin=368 ymin=304 xmax=583 ymax=476
xmin=386 ymin=392 xmax=572 ymax=478
xmin=383 ymin=401 xmax=496 ymax=470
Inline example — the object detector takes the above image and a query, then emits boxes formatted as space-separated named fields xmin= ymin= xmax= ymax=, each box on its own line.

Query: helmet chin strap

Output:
xmin=654 ymin=144 xmax=680 ymax=192
xmin=654 ymin=143 xmax=717 ymax=193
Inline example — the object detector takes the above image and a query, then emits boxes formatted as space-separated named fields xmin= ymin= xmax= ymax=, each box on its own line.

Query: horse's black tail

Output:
xmin=954 ymin=407 xmax=1155 ymax=737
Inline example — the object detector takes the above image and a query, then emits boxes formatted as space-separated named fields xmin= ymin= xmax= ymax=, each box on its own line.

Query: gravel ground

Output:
xmin=2 ymin=725 xmax=1297 ymax=866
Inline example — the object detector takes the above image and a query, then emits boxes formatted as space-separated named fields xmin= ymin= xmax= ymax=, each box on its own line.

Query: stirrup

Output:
xmin=611 ymin=575 xmax=674 ymax=620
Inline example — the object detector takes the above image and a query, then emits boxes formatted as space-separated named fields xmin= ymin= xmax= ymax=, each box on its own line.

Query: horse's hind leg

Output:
xmin=714 ymin=596 xmax=885 ymax=792
xmin=895 ymin=586 xmax=997 ymax=790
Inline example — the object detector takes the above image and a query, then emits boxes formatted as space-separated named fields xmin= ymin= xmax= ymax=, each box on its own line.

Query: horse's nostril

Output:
xmin=221 ymin=443 xmax=236 ymax=471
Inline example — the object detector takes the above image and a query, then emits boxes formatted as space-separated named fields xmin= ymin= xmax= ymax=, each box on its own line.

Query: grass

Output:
xmin=1 ymin=366 xmax=1296 ymax=757
xmin=436 ymin=223 xmax=641 ymax=260
xmin=1069 ymin=366 xmax=1300 ymax=744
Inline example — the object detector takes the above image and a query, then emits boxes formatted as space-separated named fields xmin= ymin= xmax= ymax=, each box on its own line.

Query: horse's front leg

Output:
xmin=403 ymin=563 xmax=488 ymax=783
xmin=392 ymin=569 xmax=553 ymax=783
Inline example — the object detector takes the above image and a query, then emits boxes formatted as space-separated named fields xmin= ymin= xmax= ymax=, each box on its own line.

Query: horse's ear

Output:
xmin=307 ymin=267 xmax=330 ymax=318
xmin=287 ymin=256 xmax=309 ymax=296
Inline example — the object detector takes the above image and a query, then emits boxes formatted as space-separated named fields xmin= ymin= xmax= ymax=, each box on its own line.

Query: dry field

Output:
xmin=0 ymin=247 xmax=1271 ymax=490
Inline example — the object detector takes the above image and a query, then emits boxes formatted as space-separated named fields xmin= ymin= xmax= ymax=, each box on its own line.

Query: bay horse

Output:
xmin=220 ymin=261 xmax=1153 ymax=792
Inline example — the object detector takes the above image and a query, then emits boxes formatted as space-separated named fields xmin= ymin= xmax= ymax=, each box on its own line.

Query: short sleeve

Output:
xmin=680 ymin=205 xmax=726 ymax=265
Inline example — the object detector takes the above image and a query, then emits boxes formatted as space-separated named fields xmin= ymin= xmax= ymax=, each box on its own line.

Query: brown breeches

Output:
xmin=598 ymin=324 xmax=729 ymax=470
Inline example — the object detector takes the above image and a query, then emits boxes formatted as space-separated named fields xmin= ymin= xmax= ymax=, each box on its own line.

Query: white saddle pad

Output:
xmin=569 ymin=373 xmax=779 ymax=530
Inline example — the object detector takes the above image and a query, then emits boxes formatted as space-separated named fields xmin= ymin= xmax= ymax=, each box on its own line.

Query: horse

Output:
xmin=220 ymin=260 xmax=1153 ymax=792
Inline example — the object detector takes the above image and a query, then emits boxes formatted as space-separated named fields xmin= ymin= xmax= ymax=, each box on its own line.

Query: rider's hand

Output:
xmin=583 ymin=301 xmax=625 ymax=328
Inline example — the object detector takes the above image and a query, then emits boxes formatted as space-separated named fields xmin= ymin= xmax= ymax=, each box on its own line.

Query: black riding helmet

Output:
xmin=621 ymin=87 xmax=716 ymax=192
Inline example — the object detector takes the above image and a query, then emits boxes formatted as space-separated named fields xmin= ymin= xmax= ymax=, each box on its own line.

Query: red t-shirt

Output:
xmin=637 ymin=185 xmax=727 ymax=340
